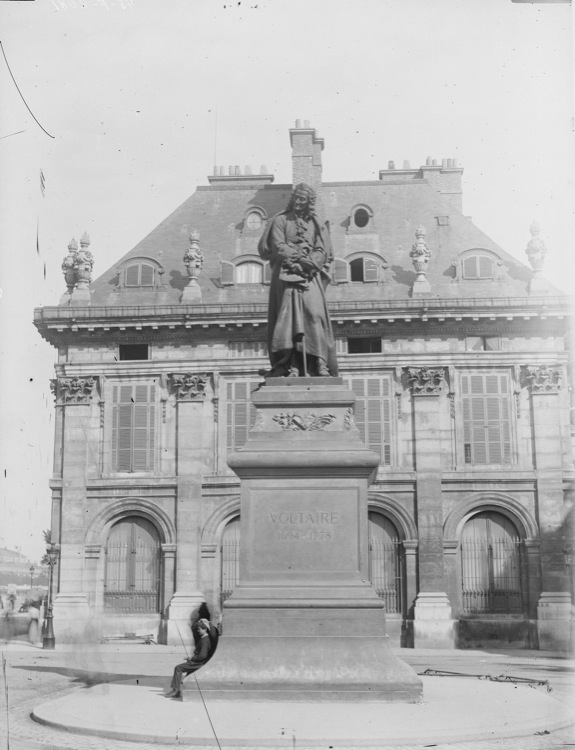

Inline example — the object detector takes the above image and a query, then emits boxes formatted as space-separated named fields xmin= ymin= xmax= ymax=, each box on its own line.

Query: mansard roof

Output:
xmin=87 ymin=175 xmax=559 ymax=308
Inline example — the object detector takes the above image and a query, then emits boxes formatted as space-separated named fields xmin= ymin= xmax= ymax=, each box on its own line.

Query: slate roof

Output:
xmin=87 ymin=169 xmax=560 ymax=309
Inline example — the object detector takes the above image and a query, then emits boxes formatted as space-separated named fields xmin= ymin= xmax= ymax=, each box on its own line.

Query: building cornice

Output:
xmin=33 ymin=296 xmax=571 ymax=347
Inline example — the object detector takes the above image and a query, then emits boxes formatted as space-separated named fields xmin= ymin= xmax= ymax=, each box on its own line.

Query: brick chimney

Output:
xmin=289 ymin=119 xmax=324 ymax=191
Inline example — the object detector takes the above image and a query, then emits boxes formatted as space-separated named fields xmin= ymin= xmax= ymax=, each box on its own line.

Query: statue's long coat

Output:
xmin=258 ymin=210 xmax=338 ymax=375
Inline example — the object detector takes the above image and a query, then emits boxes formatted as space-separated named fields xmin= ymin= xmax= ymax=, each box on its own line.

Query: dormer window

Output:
xmin=353 ymin=208 xmax=370 ymax=228
xmin=236 ymin=261 xmax=263 ymax=284
xmin=125 ymin=263 xmax=155 ymax=287
xmin=462 ymin=253 xmax=494 ymax=279
xmin=116 ymin=257 xmax=164 ymax=290
xmin=334 ymin=252 xmax=386 ymax=284
xmin=243 ymin=207 xmax=267 ymax=233
xmin=246 ymin=212 xmax=263 ymax=231
xmin=220 ymin=255 xmax=271 ymax=285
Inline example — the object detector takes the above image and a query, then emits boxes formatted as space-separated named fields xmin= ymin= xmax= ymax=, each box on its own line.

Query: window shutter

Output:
xmin=221 ymin=260 xmax=235 ymax=285
xmin=125 ymin=264 xmax=140 ymax=286
xmin=346 ymin=376 xmax=392 ymax=466
xmin=140 ymin=264 xmax=155 ymax=286
xmin=364 ymin=258 xmax=379 ymax=282
xmin=478 ymin=256 xmax=493 ymax=278
xmin=334 ymin=258 xmax=350 ymax=284
xmin=462 ymin=257 xmax=477 ymax=279
xmin=113 ymin=383 xmax=155 ymax=472
xmin=227 ymin=380 xmax=258 ymax=452
xmin=461 ymin=372 xmax=511 ymax=465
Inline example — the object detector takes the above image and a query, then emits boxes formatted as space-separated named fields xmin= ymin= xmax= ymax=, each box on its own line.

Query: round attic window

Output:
xmin=353 ymin=208 xmax=370 ymax=228
xmin=246 ymin=212 xmax=263 ymax=231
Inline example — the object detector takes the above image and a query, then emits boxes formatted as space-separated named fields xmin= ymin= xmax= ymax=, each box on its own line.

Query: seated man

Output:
xmin=166 ymin=618 xmax=218 ymax=698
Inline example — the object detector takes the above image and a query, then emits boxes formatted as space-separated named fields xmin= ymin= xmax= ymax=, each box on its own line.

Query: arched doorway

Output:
xmin=460 ymin=511 xmax=523 ymax=615
xmin=104 ymin=516 xmax=161 ymax=613
xmin=368 ymin=512 xmax=403 ymax=614
xmin=220 ymin=517 xmax=240 ymax=611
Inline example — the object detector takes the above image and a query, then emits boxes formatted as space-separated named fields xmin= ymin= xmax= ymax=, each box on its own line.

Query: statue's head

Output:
xmin=288 ymin=183 xmax=316 ymax=218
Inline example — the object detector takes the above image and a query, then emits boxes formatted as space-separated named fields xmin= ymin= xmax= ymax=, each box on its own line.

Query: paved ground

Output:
xmin=1 ymin=638 xmax=574 ymax=749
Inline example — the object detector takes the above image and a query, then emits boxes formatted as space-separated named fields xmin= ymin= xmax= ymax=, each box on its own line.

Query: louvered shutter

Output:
xmin=112 ymin=383 xmax=155 ymax=472
xmin=125 ymin=264 xmax=140 ymax=286
xmin=140 ymin=264 xmax=155 ymax=286
xmin=462 ymin=257 xmax=477 ymax=279
xmin=346 ymin=376 xmax=392 ymax=466
xmin=227 ymin=380 xmax=258 ymax=452
xmin=221 ymin=260 xmax=235 ymax=285
xmin=478 ymin=255 xmax=493 ymax=278
xmin=461 ymin=373 xmax=511 ymax=465
xmin=334 ymin=258 xmax=350 ymax=283
xmin=364 ymin=258 xmax=379 ymax=282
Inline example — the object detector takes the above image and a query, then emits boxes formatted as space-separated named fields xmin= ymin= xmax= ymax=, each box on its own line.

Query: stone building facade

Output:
xmin=34 ymin=122 xmax=574 ymax=650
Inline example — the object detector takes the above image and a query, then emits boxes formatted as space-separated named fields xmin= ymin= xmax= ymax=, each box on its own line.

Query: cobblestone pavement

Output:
xmin=1 ymin=640 xmax=574 ymax=750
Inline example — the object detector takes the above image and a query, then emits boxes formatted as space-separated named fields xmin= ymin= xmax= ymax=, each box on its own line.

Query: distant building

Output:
xmin=34 ymin=122 xmax=574 ymax=650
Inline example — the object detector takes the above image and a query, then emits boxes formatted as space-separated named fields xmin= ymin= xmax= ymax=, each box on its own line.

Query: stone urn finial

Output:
xmin=60 ymin=238 xmax=79 ymax=302
xmin=525 ymin=221 xmax=548 ymax=294
xmin=181 ymin=229 xmax=204 ymax=303
xmin=409 ymin=225 xmax=431 ymax=295
xmin=74 ymin=231 xmax=94 ymax=293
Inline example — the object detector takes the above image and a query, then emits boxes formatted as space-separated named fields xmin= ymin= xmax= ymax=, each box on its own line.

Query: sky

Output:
xmin=0 ymin=0 xmax=573 ymax=562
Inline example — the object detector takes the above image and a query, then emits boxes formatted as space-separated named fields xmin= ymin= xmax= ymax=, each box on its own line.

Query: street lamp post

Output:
xmin=29 ymin=564 xmax=35 ymax=590
xmin=42 ymin=544 xmax=59 ymax=650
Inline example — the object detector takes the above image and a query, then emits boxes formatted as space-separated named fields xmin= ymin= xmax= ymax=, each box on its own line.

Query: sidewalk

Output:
xmin=2 ymin=640 xmax=574 ymax=750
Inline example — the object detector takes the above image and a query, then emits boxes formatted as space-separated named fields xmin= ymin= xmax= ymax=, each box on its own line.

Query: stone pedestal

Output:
xmin=411 ymin=278 xmax=431 ymax=296
xmin=52 ymin=593 xmax=91 ymax=641
xmin=184 ymin=378 xmax=422 ymax=702
xmin=413 ymin=592 xmax=455 ymax=649
xmin=181 ymin=280 xmax=202 ymax=303
xmin=70 ymin=287 xmax=91 ymax=305
xmin=537 ymin=592 xmax=573 ymax=652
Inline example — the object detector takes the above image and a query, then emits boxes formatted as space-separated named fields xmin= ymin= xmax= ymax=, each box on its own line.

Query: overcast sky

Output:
xmin=0 ymin=0 xmax=573 ymax=561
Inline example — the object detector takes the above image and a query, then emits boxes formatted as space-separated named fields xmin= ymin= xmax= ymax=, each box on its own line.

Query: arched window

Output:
xmin=368 ymin=512 xmax=402 ymax=613
xmin=220 ymin=517 xmax=240 ymax=610
xmin=461 ymin=253 xmax=496 ymax=280
xmin=236 ymin=261 xmax=263 ymax=284
xmin=104 ymin=516 xmax=161 ymax=613
xmin=460 ymin=511 xmax=523 ymax=614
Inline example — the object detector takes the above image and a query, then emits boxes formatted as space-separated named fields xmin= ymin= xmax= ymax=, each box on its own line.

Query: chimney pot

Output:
xmin=426 ymin=157 xmax=432 ymax=166
xmin=260 ymin=165 xmax=268 ymax=174
xmin=403 ymin=160 xmax=411 ymax=170
xmin=213 ymin=165 xmax=218 ymax=176
xmin=219 ymin=166 xmax=225 ymax=176
xmin=303 ymin=119 xmax=310 ymax=128
xmin=442 ymin=158 xmax=448 ymax=168
xmin=295 ymin=119 xmax=302 ymax=129
xmin=452 ymin=158 xmax=458 ymax=168
xmin=388 ymin=160 xmax=395 ymax=170
xmin=228 ymin=165 xmax=234 ymax=175
xmin=245 ymin=165 xmax=252 ymax=175
xmin=235 ymin=165 xmax=241 ymax=175
xmin=432 ymin=159 xmax=437 ymax=166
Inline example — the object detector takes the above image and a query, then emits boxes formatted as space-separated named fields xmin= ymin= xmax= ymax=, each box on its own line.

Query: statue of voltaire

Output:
xmin=258 ymin=183 xmax=338 ymax=377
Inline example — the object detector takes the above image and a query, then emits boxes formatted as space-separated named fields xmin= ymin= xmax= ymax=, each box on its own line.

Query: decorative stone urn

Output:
xmin=60 ymin=238 xmax=79 ymax=303
xmin=181 ymin=229 xmax=204 ymax=302
xmin=74 ymin=233 xmax=94 ymax=292
xmin=525 ymin=221 xmax=549 ymax=294
xmin=409 ymin=225 xmax=431 ymax=295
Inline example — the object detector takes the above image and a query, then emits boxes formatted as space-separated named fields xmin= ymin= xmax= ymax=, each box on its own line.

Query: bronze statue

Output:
xmin=258 ymin=183 xmax=338 ymax=377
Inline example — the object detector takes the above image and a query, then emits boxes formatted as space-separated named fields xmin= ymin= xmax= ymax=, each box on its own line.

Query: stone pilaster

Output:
xmin=52 ymin=375 xmax=99 ymax=641
xmin=407 ymin=367 xmax=455 ymax=648
xmin=166 ymin=374 xmax=209 ymax=646
xmin=525 ymin=364 xmax=572 ymax=650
